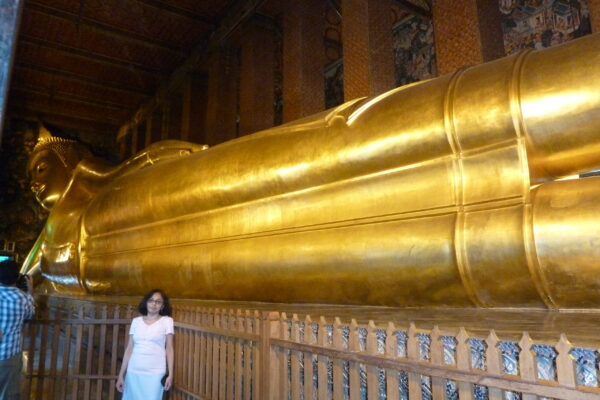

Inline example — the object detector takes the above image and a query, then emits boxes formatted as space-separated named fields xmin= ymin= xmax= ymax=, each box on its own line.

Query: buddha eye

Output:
xmin=36 ymin=162 xmax=48 ymax=174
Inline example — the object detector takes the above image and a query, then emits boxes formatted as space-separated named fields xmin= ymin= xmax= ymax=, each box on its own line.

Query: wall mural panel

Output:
xmin=324 ymin=0 xmax=343 ymax=109
xmin=392 ymin=10 xmax=437 ymax=87
xmin=501 ymin=0 xmax=591 ymax=54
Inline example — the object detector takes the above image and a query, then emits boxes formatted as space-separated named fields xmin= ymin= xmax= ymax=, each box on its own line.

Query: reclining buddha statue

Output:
xmin=24 ymin=33 xmax=600 ymax=309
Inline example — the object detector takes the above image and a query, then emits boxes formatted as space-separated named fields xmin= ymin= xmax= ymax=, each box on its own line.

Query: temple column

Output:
xmin=118 ymin=128 xmax=133 ymax=161
xmin=0 ymin=0 xmax=24 ymax=141
xmin=145 ymin=116 xmax=153 ymax=147
xmin=282 ymin=0 xmax=325 ymax=122
xmin=118 ymin=137 xmax=126 ymax=161
xmin=590 ymin=0 xmax=600 ymax=32
xmin=432 ymin=0 xmax=504 ymax=75
xmin=136 ymin=122 xmax=146 ymax=152
xmin=160 ymin=102 xmax=170 ymax=140
xmin=204 ymin=47 xmax=239 ymax=146
xmin=239 ymin=18 xmax=276 ymax=136
xmin=149 ymin=111 xmax=162 ymax=144
xmin=341 ymin=0 xmax=396 ymax=100
xmin=131 ymin=125 xmax=139 ymax=154
xmin=168 ymin=91 xmax=183 ymax=140
xmin=181 ymin=72 xmax=207 ymax=144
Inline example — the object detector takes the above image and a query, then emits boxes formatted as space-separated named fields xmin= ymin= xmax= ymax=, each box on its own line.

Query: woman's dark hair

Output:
xmin=137 ymin=289 xmax=172 ymax=316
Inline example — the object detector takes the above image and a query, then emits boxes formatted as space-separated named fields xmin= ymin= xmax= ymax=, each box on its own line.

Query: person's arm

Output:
xmin=116 ymin=334 xmax=134 ymax=392
xmin=164 ymin=334 xmax=174 ymax=390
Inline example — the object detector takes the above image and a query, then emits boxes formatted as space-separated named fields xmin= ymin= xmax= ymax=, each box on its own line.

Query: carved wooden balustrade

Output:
xmin=20 ymin=297 xmax=600 ymax=400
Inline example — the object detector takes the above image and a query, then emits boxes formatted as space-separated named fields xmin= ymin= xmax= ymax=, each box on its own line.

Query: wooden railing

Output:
xmin=21 ymin=299 xmax=600 ymax=400
xmin=22 ymin=300 xmax=134 ymax=400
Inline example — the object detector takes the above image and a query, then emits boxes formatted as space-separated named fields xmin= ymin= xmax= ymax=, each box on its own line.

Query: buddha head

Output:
xmin=27 ymin=125 xmax=88 ymax=210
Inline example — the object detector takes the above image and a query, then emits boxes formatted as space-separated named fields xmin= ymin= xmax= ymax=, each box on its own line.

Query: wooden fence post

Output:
xmin=485 ymin=330 xmax=503 ymax=400
xmin=211 ymin=308 xmax=220 ymax=399
xmin=290 ymin=314 xmax=301 ymax=400
xmin=385 ymin=322 xmax=400 ymax=400
xmin=430 ymin=326 xmax=445 ymax=400
xmin=332 ymin=317 xmax=345 ymax=400
xmin=252 ymin=310 xmax=261 ymax=400
xmin=227 ymin=309 xmax=236 ymax=399
xmin=556 ymin=334 xmax=576 ymax=388
xmin=455 ymin=327 xmax=473 ymax=400
xmin=183 ymin=306 xmax=191 ymax=392
xmin=518 ymin=332 xmax=536 ymax=400
xmin=244 ymin=310 xmax=253 ymax=400
xmin=107 ymin=305 xmax=120 ymax=400
xmin=317 ymin=316 xmax=329 ymax=400
xmin=349 ymin=319 xmax=360 ymax=400
xmin=280 ymin=313 xmax=290 ymax=398
xmin=71 ymin=306 xmax=85 ymax=400
xmin=95 ymin=305 xmax=108 ymax=399
xmin=36 ymin=306 xmax=49 ymax=400
xmin=407 ymin=323 xmax=422 ymax=400
xmin=304 ymin=315 xmax=315 ymax=400
xmin=193 ymin=307 xmax=202 ymax=396
xmin=260 ymin=311 xmax=279 ymax=400
xmin=234 ymin=309 xmax=243 ymax=400
xmin=366 ymin=320 xmax=379 ymax=398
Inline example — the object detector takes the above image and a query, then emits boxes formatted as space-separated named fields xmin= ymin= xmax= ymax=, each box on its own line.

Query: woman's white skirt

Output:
xmin=122 ymin=371 xmax=164 ymax=400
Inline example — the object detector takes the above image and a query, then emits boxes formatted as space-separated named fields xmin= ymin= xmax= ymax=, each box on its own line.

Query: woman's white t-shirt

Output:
xmin=128 ymin=316 xmax=174 ymax=375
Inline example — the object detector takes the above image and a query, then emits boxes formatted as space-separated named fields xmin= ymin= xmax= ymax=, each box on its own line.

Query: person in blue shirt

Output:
xmin=0 ymin=259 xmax=34 ymax=400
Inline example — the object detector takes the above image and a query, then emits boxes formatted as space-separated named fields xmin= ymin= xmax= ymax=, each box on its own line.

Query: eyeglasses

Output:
xmin=147 ymin=299 xmax=163 ymax=305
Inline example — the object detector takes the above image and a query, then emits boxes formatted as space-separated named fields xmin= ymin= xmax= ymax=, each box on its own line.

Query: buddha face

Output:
xmin=28 ymin=149 xmax=72 ymax=210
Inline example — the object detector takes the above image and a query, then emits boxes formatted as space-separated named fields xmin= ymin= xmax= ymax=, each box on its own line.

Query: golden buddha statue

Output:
xmin=25 ymin=33 xmax=600 ymax=309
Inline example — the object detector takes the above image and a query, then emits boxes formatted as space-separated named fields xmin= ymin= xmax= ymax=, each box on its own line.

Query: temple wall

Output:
xmin=117 ymin=0 xmax=598 ymax=158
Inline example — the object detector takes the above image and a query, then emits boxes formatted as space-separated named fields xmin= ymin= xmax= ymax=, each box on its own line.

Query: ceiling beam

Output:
xmin=133 ymin=0 xmax=215 ymax=24
xmin=9 ymin=91 xmax=128 ymax=124
xmin=393 ymin=0 xmax=432 ymax=19
xmin=11 ymin=86 xmax=139 ymax=111
xmin=8 ymin=107 xmax=119 ymax=137
xmin=119 ymin=0 xmax=268 ymax=138
xmin=25 ymin=1 xmax=185 ymax=54
xmin=19 ymin=35 xmax=170 ymax=76
xmin=15 ymin=62 xmax=153 ymax=96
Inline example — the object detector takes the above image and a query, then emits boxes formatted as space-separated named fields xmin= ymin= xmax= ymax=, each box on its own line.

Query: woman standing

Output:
xmin=117 ymin=289 xmax=174 ymax=399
